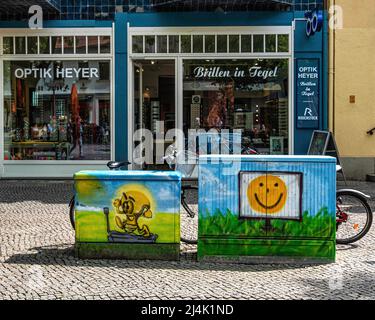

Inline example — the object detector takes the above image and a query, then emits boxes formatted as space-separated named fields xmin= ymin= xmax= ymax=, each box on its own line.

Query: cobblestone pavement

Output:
xmin=0 ymin=180 xmax=374 ymax=300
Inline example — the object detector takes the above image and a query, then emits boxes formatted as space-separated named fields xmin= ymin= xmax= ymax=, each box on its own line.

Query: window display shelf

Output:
xmin=9 ymin=141 xmax=70 ymax=161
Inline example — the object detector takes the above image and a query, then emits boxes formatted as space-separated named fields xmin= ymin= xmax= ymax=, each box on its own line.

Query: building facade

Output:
xmin=328 ymin=0 xmax=375 ymax=181
xmin=0 ymin=0 xmax=328 ymax=178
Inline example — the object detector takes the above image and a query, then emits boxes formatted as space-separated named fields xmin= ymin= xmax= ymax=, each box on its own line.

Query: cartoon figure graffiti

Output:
xmin=113 ymin=191 xmax=153 ymax=237
xmin=103 ymin=190 xmax=158 ymax=243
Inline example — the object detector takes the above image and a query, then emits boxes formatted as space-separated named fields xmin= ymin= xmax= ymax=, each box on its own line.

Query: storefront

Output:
xmin=0 ymin=10 xmax=328 ymax=178
xmin=128 ymin=26 xmax=292 ymax=169
xmin=120 ymin=12 xmax=328 ymax=171
xmin=0 ymin=25 xmax=114 ymax=177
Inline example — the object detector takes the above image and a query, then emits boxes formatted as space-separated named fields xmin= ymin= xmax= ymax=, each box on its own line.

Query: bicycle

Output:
xmin=336 ymin=184 xmax=373 ymax=244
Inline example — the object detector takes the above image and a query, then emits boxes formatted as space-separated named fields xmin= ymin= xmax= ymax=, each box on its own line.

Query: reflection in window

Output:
xmin=76 ymin=36 xmax=87 ymax=54
xmin=145 ymin=36 xmax=155 ymax=54
xmin=52 ymin=36 xmax=62 ymax=54
xmin=168 ymin=35 xmax=179 ymax=53
xmin=241 ymin=35 xmax=252 ymax=53
xmin=100 ymin=36 xmax=111 ymax=54
xmin=27 ymin=37 xmax=38 ymax=54
xmin=181 ymin=35 xmax=191 ymax=53
xmin=253 ymin=35 xmax=264 ymax=53
xmin=193 ymin=35 xmax=203 ymax=53
xmin=63 ymin=36 xmax=74 ymax=54
xmin=3 ymin=60 xmax=111 ymax=161
xmin=183 ymin=59 xmax=289 ymax=155
xmin=157 ymin=35 xmax=168 ymax=53
xmin=205 ymin=35 xmax=215 ymax=53
xmin=99 ymin=61 xmax=110 ymax=81
xmin=229 ymin=35 xmax=240 ymax=53
xmin=132 ymin=35 xmax=143 ymax=54
xmin=40 ymin=37 xmax=50 ymax=54
xmin=266 ymin=34 xmax=276 ymax=52
xmin=3 ymin=37 xmax=14 ymax=54
xmin=278 ymin=34 xmax=289 ymax=52
xmin=15 ymin=37 xmax=26 ymax=54
xmin=88 ymin=36 xmax=99 ymax=54
xmin=217 ymin=35 xmax=227 ymax=53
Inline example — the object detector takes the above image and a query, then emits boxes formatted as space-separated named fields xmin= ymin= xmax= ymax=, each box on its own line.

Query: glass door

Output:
xmin=132 ymin=59 xmax=176 ymax=170
xmin=182 ymin=58 xmax=290 ymax=156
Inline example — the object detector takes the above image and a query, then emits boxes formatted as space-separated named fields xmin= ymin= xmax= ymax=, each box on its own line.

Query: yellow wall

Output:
xmin=330 ymin=0 xmax=375 ymax=157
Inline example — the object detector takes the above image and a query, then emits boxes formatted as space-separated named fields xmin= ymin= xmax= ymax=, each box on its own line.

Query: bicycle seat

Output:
xmin=107 ymin=161 xmax=130 ymax=170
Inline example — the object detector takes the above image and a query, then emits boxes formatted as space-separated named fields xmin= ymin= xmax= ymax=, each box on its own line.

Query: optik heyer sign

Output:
xmin=296 ymin=59 xmax=320 ymax=129
xmin=14 ymin=67 xmax=99 ymax=79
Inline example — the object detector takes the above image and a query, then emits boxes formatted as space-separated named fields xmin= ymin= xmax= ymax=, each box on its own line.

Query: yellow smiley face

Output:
xmin=247 ymin=175 xmax=287 ymax=214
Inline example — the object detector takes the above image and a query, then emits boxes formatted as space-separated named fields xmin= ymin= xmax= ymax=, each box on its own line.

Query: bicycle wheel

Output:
xmin=181 ymin=185 xmax=198 ymax=218
xmin=336 ymin=190 xmax=373 ymax=244
xmin=180 ymin=185 xmax=198 ymax=244
xmin=69 ymin=195 xmax=76 ymax=230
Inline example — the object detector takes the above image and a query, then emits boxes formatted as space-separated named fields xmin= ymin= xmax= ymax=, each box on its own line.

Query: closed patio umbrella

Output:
xmin=71 ymin=83 xmax=79 ymax=120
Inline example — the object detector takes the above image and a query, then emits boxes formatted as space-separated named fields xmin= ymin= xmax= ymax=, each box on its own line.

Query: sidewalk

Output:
xmin=0 ymin=180 xmax=374 ymax=300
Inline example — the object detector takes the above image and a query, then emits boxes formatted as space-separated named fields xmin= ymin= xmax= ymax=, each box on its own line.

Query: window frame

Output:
xmin=0 ymin=28 xmax=115 ymax=165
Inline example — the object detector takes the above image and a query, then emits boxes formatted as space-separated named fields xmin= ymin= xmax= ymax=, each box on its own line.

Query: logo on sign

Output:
xmin=304 ymin=108 xmax=313 ymax=117
xmin=305 ymin=10 xmax=323 ymax=37
xmin=298 ymin=107 xmax=318 ymax=121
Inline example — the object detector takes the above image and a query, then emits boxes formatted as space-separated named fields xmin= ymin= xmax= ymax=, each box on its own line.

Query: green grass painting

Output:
xmin=199 ymin=207 xmax=335 ymax=239
xmin=198 ymin=207 xmax=336 ymax=259
xmin=76 ymin=210 xmax=179 ymax=244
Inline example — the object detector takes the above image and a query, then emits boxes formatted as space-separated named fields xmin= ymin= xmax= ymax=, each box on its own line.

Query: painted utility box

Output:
xmin=198 ymin=155 xmax=336 ymax=263
xmin=74 ymin=170 xmax=181 ymax=260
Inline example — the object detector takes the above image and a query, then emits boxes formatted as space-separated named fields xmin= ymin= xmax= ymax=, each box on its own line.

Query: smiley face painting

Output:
xmin=240 ymin=172 xmax=302 ymax=220
xmin=247 ymin=175 xmax=288 ymax=214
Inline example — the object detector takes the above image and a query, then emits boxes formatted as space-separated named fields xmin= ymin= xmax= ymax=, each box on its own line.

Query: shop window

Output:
xmin=182 ymin=59 xmax=289 ymax=156
xmin=63 ymin=36 xmax=74 ymax=54
xmin=241 ymin=35 xmax=252 ymax=53
xmin=181 ymin=35 xmax=191 ymax=53
xmin=27 ymin=37 xmax=38 ymax=54
xmin=266 ymin=34 xmax=276 ymax=52
xmin=132 ymin=35 xmax=143 ymax=54
xmin=15 ymin=37 xmax=26 ymax=54
xmin=168 ymin=35 xmax=179 ymax=53
xmin=229 ymin=35 xmax=240 ymax=53
xmin=76 ymin=36 xmax=87 ymax=54
xmin=217 ymin=35 xmax=228 ymax=53
xmin=193 ymin=35 xmax=203 ymax=53
xmin=277 ymin=34 xmax=289 ymax=53
xmin=145 ymin=36 xmax=156 ymax=54
xmin=52 ymin=36 xmax=63 ymax=54
xmin=157 ymin=35 xmax=168 ymax=53
xmin=3 ymin=60 xmax=112 ymax=161
xmin=88 ymin=36 xmax=99 ymax=54
xmin=204 ymin=35 xmax=215 ymax=53
xmin=3 ymin=37 xmax=14 ymax=55
xmin=253 ymin=35 xmax=264 ymax=53
xmin=99 ymin=61 xmax=110 ymax=81
xmin=78 ymin=61 xmax=89 ymax=80
xmin=100 ymin=36 xmax=111 ymax=54
xmin=39 ymin=37 xmax=50 ymax=54
xmin=128 ymin=32 xmax=288 ymax=56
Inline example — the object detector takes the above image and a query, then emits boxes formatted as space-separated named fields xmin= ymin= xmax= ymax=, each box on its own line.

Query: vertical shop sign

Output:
xmin=296 ymin=59 xmax=320 ymax=129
